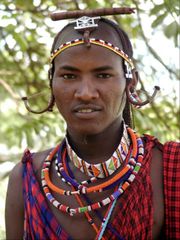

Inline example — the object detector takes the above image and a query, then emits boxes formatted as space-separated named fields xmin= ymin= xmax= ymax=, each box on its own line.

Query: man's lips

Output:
xmin=73 ymin=104 xmax=102 ymax=113
xmin=72 ymin=104 xmax=102 ymax=119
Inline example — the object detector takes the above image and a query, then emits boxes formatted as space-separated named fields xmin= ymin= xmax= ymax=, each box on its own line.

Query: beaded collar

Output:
xmin=65 ymin=123 xmax=130 ymax=178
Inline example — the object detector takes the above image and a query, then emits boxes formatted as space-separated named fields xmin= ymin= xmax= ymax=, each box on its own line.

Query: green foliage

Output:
xmin=149 ymin=0 xmax=180 ymax=46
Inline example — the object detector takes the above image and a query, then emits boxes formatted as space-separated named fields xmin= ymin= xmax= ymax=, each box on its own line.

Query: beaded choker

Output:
xmin=66 ymin=122 xmax=130 ymax=178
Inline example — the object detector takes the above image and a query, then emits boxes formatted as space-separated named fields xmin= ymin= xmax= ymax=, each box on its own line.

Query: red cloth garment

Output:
xmin=163 ymin=141 xmax=180 ymax=239
xmin=22 ymin=149 xmax=71 ymax=240
xmin=22 ymin=136 xmax=180 ymax=239
xmin=105 ymin=135 xmax=157 ymax=240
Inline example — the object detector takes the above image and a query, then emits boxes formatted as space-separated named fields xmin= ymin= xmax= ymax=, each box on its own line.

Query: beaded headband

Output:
xmin=50 ymin=38 xmax=135 ymax=79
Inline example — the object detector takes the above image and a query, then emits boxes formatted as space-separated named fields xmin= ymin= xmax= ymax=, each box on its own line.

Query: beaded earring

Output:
xmin=125 ymin=69 xmax=160 ymax=107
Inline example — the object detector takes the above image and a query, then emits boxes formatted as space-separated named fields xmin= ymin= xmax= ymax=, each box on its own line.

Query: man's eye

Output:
xmin=61 ymin=74 xmax=76 ymax=79
xmin=97 ymin=73 xmax=112 ymax=79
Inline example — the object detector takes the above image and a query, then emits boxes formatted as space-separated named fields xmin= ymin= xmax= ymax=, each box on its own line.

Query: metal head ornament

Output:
xmin=71 ymin=16 xmax=101 ymax=46
xmin=71 ymin=16 xmax=101 ymax=30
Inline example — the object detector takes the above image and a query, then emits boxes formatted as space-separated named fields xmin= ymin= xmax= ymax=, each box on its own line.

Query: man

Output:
xmin=5 ymin=9 xmax=180 ymax=240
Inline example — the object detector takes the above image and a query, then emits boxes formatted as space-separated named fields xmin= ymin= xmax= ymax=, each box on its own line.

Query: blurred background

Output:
xmin=0 ymin=0 xmax=179 ymax=238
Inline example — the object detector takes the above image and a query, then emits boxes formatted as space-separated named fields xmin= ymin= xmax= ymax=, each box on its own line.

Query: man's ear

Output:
xmin=125 ymin=68 xmax=139 ymax=93
xmin=131 ymin=69 xmax=139 ymax=88
xmin=126 ymin=68 xmax=160 ymax=107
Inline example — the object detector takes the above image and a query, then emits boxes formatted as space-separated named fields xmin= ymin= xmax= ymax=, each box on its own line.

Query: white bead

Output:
xmin=102 ymin=198 xmax=111 ymax=206
xmin=53 ymin=200 xmax=59 ymax=208
xmin=41 ymin=180 xmax=46 ymax=186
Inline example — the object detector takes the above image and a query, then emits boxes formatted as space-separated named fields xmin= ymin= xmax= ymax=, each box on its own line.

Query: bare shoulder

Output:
xmin=6 ymin=161 xmax=24 ymax=202
xmin=151 ymin=145 xmax=163 ymax=169
xmin=5 ymin=161 xmax=24 ymax=239
xmin=6 ymin=148 xmax=52 ymax=189
xmin=150 ymin=145 xmax=163 ymax=192
xmin=9 ymin=161 xmax=23 ymax=180
xmin=150 ymin=145 xmax=164 ymax=238
xmin=31 ymin=148 xmax=53 ymax=179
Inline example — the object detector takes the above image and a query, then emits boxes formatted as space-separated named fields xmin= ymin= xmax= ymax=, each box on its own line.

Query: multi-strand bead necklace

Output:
xmin=41 ymin=126 xmax=144 ymax=217
xmin=41 ymin=124 xmax=144 ymax=239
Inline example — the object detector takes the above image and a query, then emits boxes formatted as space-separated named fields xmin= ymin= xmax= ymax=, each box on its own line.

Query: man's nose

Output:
xmin=74 ymin=77 xmax=99 ymax=101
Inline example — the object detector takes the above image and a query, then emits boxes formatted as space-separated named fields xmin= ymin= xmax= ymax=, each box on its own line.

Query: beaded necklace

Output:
xmin=61 ymin=151 xmax=106 ymax=240
xmin=96 ymin=199 xmax=118 ymax=240
xmin=43 ymin=153 xmax=130 ymax=195
xmin=55 ymin=139 xmax=132 ymax=191
xmin=42 ymin=160 xmax=133 ymax=216
xmin=61 ymin=145 xmax=124 ymax=239
xmin=55 ymin=144 xmax=131 ymax=190
xmin=55 ymin=140 xmax=97 ymax=188
xmin=41 ymin=127 xmax=144 ymax=216
xmin=65 ymin=123 xmax=130 ymax=178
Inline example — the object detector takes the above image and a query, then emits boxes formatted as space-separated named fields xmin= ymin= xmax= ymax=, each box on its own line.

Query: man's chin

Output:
xmin=68 ymin=123 xmax=107 ymax=137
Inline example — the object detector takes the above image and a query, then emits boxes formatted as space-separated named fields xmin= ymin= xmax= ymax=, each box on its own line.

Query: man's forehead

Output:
xmin=54 ymin=20 xmax=123 ymax=50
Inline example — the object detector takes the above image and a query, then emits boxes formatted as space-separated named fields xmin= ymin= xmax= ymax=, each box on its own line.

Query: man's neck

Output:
xmin=66 ymin=118 xmax=124 ymax=164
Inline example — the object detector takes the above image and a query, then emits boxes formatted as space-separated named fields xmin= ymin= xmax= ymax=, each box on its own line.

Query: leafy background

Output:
xmin=0 ymin=0 xmax=179 ymax=238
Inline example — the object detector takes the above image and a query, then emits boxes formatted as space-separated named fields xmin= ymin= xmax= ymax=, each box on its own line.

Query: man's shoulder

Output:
xmin=32 ymin=148 xmax=53 ymax=173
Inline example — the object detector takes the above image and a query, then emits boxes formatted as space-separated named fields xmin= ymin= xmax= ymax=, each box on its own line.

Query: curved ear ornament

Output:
xmin=48 ymin=64 xmax=54 ymax=86
xmin=126 ymin=69 xmax=160 ymax=107
xmin=21 ymin=91 xmax=55 ymax=114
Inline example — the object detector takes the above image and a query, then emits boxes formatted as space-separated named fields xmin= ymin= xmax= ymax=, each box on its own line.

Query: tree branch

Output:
xmin=0 ymin=78 xmax=20 ymax=100
xmin=132 ymin=0 xmax=178 ymax=79
xmin=138 ymin=79 xmax=172 ymax=130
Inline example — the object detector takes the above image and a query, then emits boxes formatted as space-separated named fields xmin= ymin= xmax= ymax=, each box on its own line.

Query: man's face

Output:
xmin=52 ymin=43 xmax=126 ymax=137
